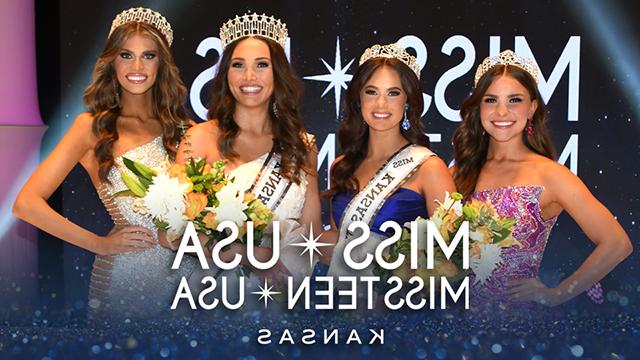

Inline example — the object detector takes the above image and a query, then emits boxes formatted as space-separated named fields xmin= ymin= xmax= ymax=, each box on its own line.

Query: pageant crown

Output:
xmin=219 ymin=13 xmax=288 ymax=49
xmin=109 ymin=7 xmax=173 ymax=46
xmin=474 ymin=50 xmax=539 ymax=86
xmin=359 ymin=43 xmax=421 ymax=79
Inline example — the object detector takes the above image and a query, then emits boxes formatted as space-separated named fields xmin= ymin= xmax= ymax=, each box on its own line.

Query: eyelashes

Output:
xmin=482 ymin=97 xmax=524 ymax=104
xmin=363 ymin=89 xmax=402 ymax=97
xmin=118 ymin=52 xmax=157 ymax=60
xmin=230 ymin=61 xmax=271 ymax=69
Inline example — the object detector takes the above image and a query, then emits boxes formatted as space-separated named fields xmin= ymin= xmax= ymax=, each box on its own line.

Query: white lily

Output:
xmin=206 ymin=181 xmax=249 ymax=227
xmin=434 ymin=191 xmax=463 ymax=217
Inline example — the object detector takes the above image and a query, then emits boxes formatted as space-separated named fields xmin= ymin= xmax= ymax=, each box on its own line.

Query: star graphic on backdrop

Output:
xmin=304 ymin=37 xmax=354 ymax=119
xmin=290 ymin=224 xmax=333 ymax=268
xmin=251 ymin=279 xmax=281 ymax=309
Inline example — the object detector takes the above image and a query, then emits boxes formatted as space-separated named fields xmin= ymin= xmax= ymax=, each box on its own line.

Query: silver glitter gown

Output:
xmin=88 ymin=136 xmax=197 ymax=322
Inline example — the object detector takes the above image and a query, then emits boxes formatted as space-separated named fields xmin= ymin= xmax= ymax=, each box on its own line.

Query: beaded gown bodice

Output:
xmin=469 ymin=185 xmax=557 ymax=309
xmin=88 ymin=136 xmax=197 ymax=321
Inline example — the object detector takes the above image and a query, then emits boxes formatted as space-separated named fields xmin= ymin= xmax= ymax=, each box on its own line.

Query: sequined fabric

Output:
xmin=469 ymin=185 xmax=557 ymax=312
xmin=89 ymin=136 xmax=197 ymax=322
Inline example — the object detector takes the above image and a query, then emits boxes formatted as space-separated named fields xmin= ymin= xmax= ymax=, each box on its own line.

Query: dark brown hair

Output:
xmin=327 ymin=58 xmax=430 ymax=196
xmin=83 ymin=22 xmax=187 ymax=183
xmin=207 ymin=36 xmax=310 ymax=184
xmin=452 ymin=65 xmax=556 ymax=198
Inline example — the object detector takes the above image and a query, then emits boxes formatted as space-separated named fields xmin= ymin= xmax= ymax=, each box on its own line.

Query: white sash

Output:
xmin=249 ymin=151 xmax=292 ymax=212
xmin=337 ymin=144 xmax=434 ymax=241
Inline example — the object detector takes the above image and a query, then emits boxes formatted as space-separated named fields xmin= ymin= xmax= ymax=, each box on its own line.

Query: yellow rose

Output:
xmin=202 ymin=211 xmax=219 ymax=230
xmin=248 ymin=212 xmax=265 ymax=228
xmin=211 ymin=183 xmax=223 ymax=193
xmin=167 ymin=163 xmax=192 ymax=191
xmin=470 ymin=225 xmax=493 ymax=244
xmin=244 ymin=192 xmax=255 ymax=203
xmin=184 ymin=192 xmax=208 ymax=220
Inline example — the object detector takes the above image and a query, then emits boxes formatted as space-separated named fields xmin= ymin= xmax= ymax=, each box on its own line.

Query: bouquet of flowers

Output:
xmin=373 ymin=192 xmax=520 ymax=292
xmin=115 ymin=157 xmax=273 ymax=262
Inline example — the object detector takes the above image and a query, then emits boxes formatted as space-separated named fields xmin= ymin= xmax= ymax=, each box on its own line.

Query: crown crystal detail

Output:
xmin=219 ymin=13 xmax=288 ymax=50
xmin=359 ymin=43 xmax=421 ymax=79
xmin=109 ymin=7 xmax=173 ymax=46
xmin=474 ymin=50 xmax=539 ymax=86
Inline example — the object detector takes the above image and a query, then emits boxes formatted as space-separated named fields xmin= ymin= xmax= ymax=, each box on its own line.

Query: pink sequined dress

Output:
xmin=469 ymin=185 xmax=557 ymax=311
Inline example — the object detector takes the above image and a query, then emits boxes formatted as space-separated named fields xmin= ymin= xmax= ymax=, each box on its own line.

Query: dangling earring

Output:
xmin=272 ymin=101 xmax=279 ymax=119
xmin=526 ymin=118 xmax=534 ymax=136
xmin=401 ymin=104 xmax=410 ymax=131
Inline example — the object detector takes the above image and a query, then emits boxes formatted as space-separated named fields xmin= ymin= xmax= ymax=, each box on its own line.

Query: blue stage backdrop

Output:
xmin=38 ymin=0 xmax=638 ymax=315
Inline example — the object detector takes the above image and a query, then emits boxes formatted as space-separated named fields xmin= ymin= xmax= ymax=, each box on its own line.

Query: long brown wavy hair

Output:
xmin=327 ymin=58 xmax=430 ymax=197
xmin=452 ymin=65 xmax=556 ymax=198
xmin=83 ymin=22 xmax=187 ymax=183
xmin=207 ymin=36 xmax=310 ymax=184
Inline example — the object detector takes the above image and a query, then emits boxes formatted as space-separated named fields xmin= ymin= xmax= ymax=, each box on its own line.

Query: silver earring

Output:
xmin=272 ymin=102 xmax=279 ymax=119
xmin=401 ymin=104 xmax=410 ymax=130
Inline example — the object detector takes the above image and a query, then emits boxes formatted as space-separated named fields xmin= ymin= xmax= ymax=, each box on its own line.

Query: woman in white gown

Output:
xmin=13 ymin=7 xmax=197 ymax=322
xmin=173 ymin=14 xmax=323 ymax=309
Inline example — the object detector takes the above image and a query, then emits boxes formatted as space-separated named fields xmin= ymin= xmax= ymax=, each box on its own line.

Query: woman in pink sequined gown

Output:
xmin=451 ymin=50 xmax=632 ymax=313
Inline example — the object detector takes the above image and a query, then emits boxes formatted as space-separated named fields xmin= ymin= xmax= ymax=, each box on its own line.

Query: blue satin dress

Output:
xmin=312 ymin=188 xmax=428 ymax=278
xmin=332 ymin=188 xmax=428 ymax=235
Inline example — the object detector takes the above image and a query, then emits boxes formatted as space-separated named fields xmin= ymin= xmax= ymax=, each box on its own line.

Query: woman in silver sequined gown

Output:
xmin=14 ymin=8 xmax=196 ymax=322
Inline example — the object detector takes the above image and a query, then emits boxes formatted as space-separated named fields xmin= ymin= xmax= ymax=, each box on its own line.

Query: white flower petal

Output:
xmin=143 ymin=172 xmax=189 ymax=222
xmin=212 ymin=182 xmax=249 ymax=226
xmin=470 ymin=243 xmax=503 ymax=285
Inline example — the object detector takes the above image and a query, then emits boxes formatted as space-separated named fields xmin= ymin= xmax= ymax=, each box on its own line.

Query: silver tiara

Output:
xmin=359 ymin=43 xmax=421 ymax=79
xmin=109 ymin=7 xmax=173 ymax=46
xmin=474 ymin=50 xmax=539 ymax=86
xmin=219 ymin=13 xmax=288 ymax=50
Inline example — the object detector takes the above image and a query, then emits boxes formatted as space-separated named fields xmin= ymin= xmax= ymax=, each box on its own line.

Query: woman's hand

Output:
xmin=507 ymin=278 xmax=561 ymax=307
xmin=95 ymin=226 xmax=155 ymax=255
xmin=158 ymin=229 xmax=182 ymax=251
xmin=255 ymin=260 xmax=292 ymax=290
xmin=218 ymin=243 xmax=244 ymax=263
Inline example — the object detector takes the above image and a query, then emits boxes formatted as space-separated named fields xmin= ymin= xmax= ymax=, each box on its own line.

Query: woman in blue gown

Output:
xmin=318 ymin=43 xmax=455 ymax=288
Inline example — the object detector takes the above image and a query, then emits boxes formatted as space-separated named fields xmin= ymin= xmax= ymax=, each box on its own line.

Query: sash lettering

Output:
xmin=251 ymin=153 xmax=292 ymax=212
xmin=338 ymin=145 xmax=435 ymax=241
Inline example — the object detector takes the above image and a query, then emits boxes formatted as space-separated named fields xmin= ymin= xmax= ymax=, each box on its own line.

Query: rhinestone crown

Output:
xmin=359 ymin=43 xmax=421 ymax=79
xmin=474 ymin=50 xmax=539 ymax=86
xmin=219 ymin=13 xmax=288 ymax=50
xmin=109 ymin=7 xmax=173 ymax=46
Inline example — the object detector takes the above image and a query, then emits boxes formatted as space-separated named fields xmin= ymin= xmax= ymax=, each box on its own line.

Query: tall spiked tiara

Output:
xmin=474 ymin=50 xmax=539 ymax=86
xmin=219 ymin=13 xmax=288 ymax=50
xmin=359 ymin=43 xmax=421 ymax=79
xmin=109 ymin=7 xmax=173 ymax=46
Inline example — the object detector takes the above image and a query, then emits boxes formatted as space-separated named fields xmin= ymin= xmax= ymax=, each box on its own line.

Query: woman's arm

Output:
xmin=176 ymin=121 xmax=216 ymax=165
xmin=13 ymin=113 xmax=154 ymax=255
xmin=418 ymin=156 xmax=457 ymax=216
xmin=509 ymin=163 xmax=632 ymax=306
